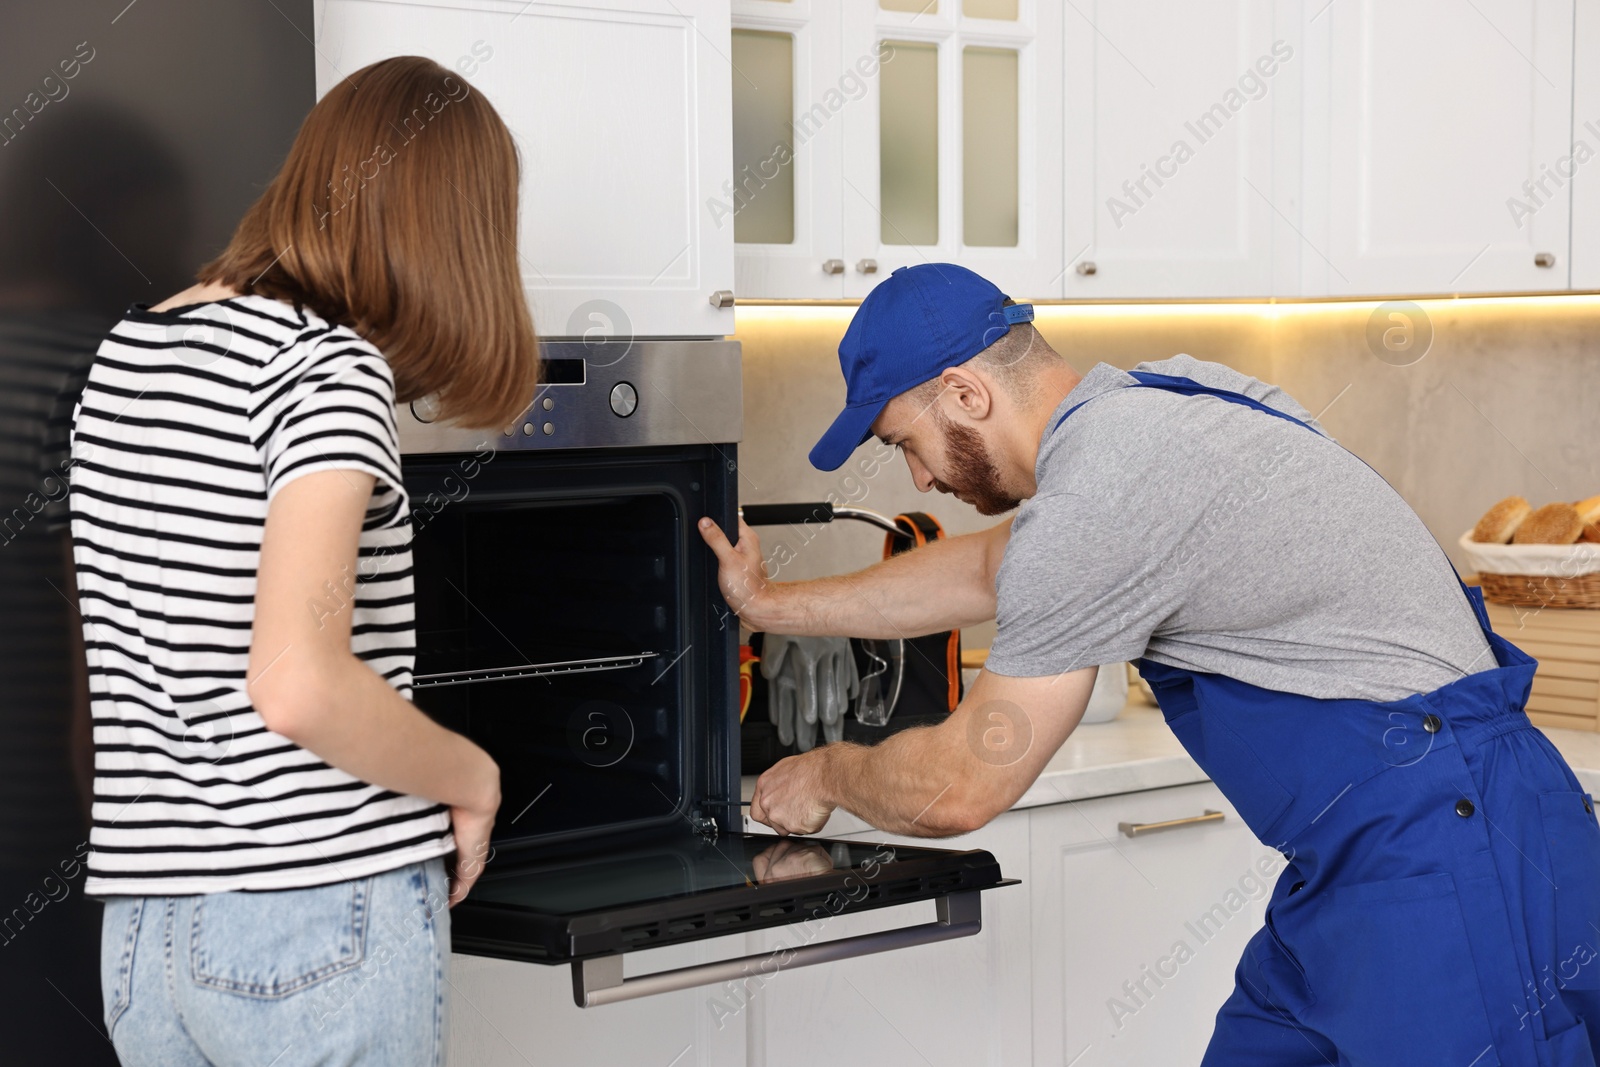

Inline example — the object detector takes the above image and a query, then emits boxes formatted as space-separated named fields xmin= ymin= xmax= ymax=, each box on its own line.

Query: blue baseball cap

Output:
xmin=808 ymin=263 xmax=1034 ymax=471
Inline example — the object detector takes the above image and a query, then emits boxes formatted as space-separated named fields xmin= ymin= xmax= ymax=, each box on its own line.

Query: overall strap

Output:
xmin=1052 ymin=371 xmax=1326 ymax=436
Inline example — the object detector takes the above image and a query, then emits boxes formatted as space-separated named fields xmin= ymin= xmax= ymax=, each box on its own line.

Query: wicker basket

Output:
xmin=1477 ymin=572 xmax=1600 ymax=610
xmin=1458 ymin=532 xmax=1600 ymax=609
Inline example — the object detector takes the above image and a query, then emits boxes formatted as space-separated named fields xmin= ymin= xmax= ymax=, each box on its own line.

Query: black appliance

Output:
xmin=398 ymin=339 xmax=1011 ymax=1007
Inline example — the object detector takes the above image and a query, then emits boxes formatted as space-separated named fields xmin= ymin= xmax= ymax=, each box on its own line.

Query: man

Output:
xmin=698 ymin=263 xmax=1600 ymax=1066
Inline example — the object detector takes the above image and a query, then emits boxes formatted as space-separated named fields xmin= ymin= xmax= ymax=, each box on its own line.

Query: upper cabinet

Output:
xmin=1300 ymin=0 xmax=1575 ymax=295
xmin=1063 ymin=0 xmax=1286 ymax=298
xmin=732 ymin=0 xmax=1064 ymax=300
xmin=1571 ymin=0 xmax=1600 ymax=289
xmin=315 ymin=0 xmax=735 ymax=339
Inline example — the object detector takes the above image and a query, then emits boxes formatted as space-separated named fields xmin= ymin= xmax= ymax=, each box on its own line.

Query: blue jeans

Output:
xmin=100 ymin=858 xmax=450 ymax=1067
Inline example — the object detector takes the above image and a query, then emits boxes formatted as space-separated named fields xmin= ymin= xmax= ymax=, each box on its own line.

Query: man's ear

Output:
xmin=938 ymin=365 xmax=994 ymax=421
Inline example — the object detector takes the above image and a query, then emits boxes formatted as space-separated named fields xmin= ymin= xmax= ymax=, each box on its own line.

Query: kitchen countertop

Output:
xmin=741 ymin=696 xmax=1600 ymax=837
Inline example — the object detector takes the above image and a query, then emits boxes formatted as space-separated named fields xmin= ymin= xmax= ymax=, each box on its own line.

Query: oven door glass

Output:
xmin=451 ymin=828 xmax=1011 ymax=963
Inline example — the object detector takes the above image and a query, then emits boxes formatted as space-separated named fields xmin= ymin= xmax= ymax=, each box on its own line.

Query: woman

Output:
xmin=69 ymin=56 xmax=539 ymax=1065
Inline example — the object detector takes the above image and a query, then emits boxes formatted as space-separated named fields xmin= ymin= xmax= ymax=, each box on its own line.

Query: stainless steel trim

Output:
xmin=397 ymin=339 xmax=742 ymax=454
xmin=570 ymin=891 xmax=982 ymax=1007
xmin=413 ymin=652 xmax=661 ymax=690
xmin=1118 ymin=810 xmax=1224 ymax=838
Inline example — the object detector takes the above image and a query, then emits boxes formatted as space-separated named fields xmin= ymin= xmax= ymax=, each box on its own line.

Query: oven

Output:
xmin=398 ymin=339 xmax=1012 ymax=1007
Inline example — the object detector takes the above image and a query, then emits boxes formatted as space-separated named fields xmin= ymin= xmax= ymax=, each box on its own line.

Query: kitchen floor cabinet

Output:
xmin=738 ymin=811 xmax=1034 ymax=1067
xmin=731 ymin=0 xmax=1064 ymax=301
xmin=447 ymin=942 xmax=747 ymax=1067
xmin=314 ymin=0 xmax=735 ymax=339
xmin=1031 ymin=782 xmax=1277 ymax=1067
xmin=1299 ymin=0 xmax=1575 ymax=295
xmin=1063 ymin=0 xmax=1287 ymax=298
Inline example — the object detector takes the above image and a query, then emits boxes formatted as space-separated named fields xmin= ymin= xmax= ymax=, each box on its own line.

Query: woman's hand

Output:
xmin=447 ymin=757 xmax=501 ymax=907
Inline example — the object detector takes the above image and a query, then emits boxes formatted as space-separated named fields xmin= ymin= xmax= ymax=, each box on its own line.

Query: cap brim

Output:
xmin=808 ymin=400 xmax=888 ymax=472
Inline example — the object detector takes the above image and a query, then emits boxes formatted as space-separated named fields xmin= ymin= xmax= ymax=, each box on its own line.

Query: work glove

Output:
xmin=760 ymin=635 xmax=860 ymax=751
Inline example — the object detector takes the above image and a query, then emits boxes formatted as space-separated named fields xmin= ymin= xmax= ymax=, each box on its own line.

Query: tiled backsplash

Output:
xmin=734 ymin=298 xmax=1600 ymax=649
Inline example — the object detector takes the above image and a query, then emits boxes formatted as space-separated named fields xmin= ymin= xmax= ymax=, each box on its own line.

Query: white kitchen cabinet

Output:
xmin=728 ymin=1 xmax=848 ymax=300
xmin=1571 ymin=0 xmax=1600 ymax=289
xmin=1063 ymin=0 xmax=1289 ymax=298
xmin=447 ymin=943 xmax=747 ymax=1067
xmin=314 ymin=0 xmax=735 ymax=339
xmin=738 ymin=810 xmax=1033 ymax=1067
xmin=1031 ymin=782 xmax=1280 ymax=1067
xmin=733 ymin=0 xmax=1064 ymax=300
xmin=1300 ymin=0 xmax=1575 ymax=295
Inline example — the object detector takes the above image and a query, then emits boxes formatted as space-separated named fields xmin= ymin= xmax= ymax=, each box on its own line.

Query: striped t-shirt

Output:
xmin=70 ymin=294 xmax=452 ymax=895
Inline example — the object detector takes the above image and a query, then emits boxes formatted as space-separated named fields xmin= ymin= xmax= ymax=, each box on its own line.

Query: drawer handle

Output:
xmin=822 ymin=258 xmax=846 ymax=275
xmin=708 ymin=289 xmax=735 ymax=308
xmin=1118 ymin=810 xmax=1223 ymax=838
xmin=1534 ymin=252 xmax=1556 ymax=268
xmin=571 ymin=891 xmax=982 ymax=1007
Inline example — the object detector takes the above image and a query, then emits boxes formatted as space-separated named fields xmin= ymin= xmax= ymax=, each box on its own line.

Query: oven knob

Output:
xmin=610 ymin=381 xmax=638 ymax=418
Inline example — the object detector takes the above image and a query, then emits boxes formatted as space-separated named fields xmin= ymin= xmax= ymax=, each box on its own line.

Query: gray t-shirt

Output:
xmin=984 ymin=355 xmax=1492 ymax=701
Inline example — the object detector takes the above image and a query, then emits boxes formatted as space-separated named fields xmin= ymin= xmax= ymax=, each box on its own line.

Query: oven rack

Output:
xmin=413 ymin=651 xmax=661 ymax=689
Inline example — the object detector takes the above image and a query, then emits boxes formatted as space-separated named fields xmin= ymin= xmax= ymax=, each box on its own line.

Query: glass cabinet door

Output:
xmin=841 ymin=0 xmax=1062 ymax=299
xmin=729 ymin=0 xmax=848 ymax=299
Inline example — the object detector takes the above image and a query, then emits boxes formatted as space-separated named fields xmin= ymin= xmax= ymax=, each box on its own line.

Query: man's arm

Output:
xmin=749 ymin=666 xmax=1098 ymax=837
xmin=697 ymin=515 xmax=1013 ymax=638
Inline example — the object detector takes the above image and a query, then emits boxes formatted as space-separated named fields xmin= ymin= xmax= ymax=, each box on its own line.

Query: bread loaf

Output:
xmin=1575 ymin=494 xmax=1600 ymax=526
xmin=1472 ymin=496 xmax=1531 ymax=543
xmin=1512 ymin=502 xmax=1584 ymax=545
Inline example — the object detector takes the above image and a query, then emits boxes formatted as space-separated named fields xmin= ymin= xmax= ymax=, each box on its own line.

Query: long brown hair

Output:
xmin=203 ymin=55 xmax=538 ymax=428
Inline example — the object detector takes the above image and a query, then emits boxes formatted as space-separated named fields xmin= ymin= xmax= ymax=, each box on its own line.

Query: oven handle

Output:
xmin=570 ymin=890 xmax=982 ymax=1007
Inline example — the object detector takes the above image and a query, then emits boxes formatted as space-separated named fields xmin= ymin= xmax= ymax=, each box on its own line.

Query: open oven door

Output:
xmin=450 ymin=827 xmax=1015 ymax=1007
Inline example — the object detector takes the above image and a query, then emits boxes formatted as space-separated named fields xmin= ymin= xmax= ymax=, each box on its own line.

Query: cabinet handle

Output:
xmin=822 ymin=258 xmax=846 ymax=275
xmin=856 ymin=258 xmax=878 ymax=274
xmin=1534 ymin=252 xmax=1556 ymax=268
xmin=1075 ymin=260 xmax=1097 ymax=276
xmin=708 ymin=290 xmax=735 ymax=308
xmin=1118 ymin=810 xmax=1223 ymax=838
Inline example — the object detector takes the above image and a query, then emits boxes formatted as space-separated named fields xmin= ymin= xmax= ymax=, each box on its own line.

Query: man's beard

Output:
xmin=933 ymin=414 xmax=1020 ymax=516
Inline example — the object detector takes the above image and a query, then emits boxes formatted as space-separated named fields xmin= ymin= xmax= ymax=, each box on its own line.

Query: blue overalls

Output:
xmin=1055 ymin=373 xmax=1600 ymax=1066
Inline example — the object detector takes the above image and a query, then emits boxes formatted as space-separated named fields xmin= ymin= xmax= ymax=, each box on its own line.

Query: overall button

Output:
xmin=1455 ymin=798 xmax=1476 ymax=818
xmin=1422 ymin=714 xmax=1442 ymax=734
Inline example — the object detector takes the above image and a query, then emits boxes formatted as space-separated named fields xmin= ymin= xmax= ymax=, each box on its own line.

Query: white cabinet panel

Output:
xmin=1572 ymin=0 xmax=1600 ymax=288
xmin=447 ymin=944 xmax=746 ymax=1067
xmin=1031 ymin=782 xmax=1281 ymax=1067
xmin=316 ymin=0 xmax=735 ymax=338
xmin=741 ymin=813 xmax=1032 ymax=1067
xmin=1303 ymin=0 xmax=1574 ymax=295
xmin=729 ymin=1 xmax=847 ymax=300
xmin=842 ymin=2 xmax=1064 ymax=300
xmin=1064 ymin=0 xmax=1286 ymax=297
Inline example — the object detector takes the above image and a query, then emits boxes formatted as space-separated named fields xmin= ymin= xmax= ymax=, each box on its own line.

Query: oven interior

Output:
xmin=405 ymin=446 xmax=739 ymax=854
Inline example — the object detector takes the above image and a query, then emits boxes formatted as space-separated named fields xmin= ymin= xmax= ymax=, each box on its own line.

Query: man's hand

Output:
xmin=698 ymin=517 xmax=777 ymax=629
xmin=750 ymin=749 xmax=836 ymax=835
xmin=751 ymin=839 xmax=835 ymax=882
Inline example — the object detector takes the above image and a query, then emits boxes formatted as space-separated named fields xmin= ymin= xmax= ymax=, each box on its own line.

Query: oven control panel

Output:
xmin=398 ymin=339 xmax=741 ymax=454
